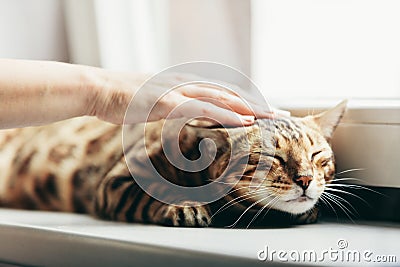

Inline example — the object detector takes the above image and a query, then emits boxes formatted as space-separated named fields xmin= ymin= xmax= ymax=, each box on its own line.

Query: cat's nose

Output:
xmin=294 ymin=175 xmax=313 ymax=190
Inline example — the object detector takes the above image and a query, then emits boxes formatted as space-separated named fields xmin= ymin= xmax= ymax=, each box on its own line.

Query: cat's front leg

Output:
xmin=94 ymin=178 xmax=212 ymax=227
xmin=152 ymin=201 xmax=212 ymax=227
xmin=92 ymin=159 xmax=212 ymax=226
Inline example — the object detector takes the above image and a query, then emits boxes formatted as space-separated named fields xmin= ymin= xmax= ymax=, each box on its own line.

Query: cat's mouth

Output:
xmin=285 ymin=195 xmax=314 ymax=203
xmin=268 ymin=193 xmax=318 ymax=214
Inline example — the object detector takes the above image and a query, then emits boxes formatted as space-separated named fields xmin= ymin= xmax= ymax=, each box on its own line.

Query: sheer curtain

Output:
xmin=0 ymin=0 xmax=68 ymax=61
xmin=62 ymin=0 xmax=250 ymax=79
xmin=63 ymin=0 xmax=168 ymax=72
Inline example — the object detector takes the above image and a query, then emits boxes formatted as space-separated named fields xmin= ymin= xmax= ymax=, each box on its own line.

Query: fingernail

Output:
xmin=272 ymin=109 xmax=291 ymax=117
xmin=241 ymin=115 xmax=255 ymax=124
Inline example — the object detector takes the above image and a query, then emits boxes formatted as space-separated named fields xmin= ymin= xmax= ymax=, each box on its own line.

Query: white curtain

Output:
xmin=62 ymin=0 xmax=251 ymax=81
xmin=0 ymin=0 xmax=68 ymax=61
xmin=63 ymin=0 xmax=168 ymax=72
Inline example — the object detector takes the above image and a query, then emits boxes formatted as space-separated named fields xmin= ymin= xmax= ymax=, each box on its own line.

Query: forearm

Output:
xmin=0 ymin=59 xmax=287 ymax=129
xmin=0 ymin=59 xmax=105 ymax=129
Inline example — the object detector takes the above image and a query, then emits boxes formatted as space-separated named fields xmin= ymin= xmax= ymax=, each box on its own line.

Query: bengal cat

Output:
xmin=0 ymin=101 xmax=346 ymax=227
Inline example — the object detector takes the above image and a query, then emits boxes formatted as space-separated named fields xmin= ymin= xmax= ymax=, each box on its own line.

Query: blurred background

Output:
xmin=0 ymin=0 xmax=399 ymax=100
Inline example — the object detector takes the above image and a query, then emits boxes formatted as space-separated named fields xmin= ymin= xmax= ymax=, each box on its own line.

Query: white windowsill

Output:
xmin=271 ymin=98 xmax=400 ymax=124
xmin=271 ymin=98 xmax=400 ymax=109
xmin=0 ymin=209 xmax=399 ymax=267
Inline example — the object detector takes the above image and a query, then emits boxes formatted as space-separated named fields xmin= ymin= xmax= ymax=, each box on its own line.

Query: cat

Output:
xmin=0 ymin=100 xmax=347 ymax=227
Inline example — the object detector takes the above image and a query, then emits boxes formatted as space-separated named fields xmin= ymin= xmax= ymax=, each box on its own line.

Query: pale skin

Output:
xmin=0 ymin=59 xmax=289 ymax=129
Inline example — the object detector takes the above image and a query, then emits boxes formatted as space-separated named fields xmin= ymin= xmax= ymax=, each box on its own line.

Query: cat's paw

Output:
xmin=155 ymin=201 xmax=212 ymax=227
xmin=293 ymin=207 xmax=320 ymax=224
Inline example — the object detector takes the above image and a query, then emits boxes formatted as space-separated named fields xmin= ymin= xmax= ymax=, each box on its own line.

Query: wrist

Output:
xmin=79 ymin=66 xmax=149 ymax=124
xmin=77 ymin=65 xmax=109 ymax=118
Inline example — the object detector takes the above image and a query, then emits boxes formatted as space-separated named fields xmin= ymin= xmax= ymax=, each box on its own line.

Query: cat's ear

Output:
xmin=312 ymin=100 xmax=347 ymax=140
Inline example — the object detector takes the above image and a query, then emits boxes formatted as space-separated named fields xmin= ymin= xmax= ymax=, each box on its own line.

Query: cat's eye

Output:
xmin=320 ymin=159 xmax=329 ymax=167
xmin=274 ymin=155 xmax=286 ymax=165
xmin=311 ymin=150 xmax=322 ymax=161
xmin=311 ymin=150 xmax=330 ymax=167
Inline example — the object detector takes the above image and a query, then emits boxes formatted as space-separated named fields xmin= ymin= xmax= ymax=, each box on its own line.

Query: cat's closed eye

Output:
xmin=263 ymin=153 xmax=285 ymax=165
xmin=311 ymin=150 xmax=332 ymax=167
xmin=274 ymin=155 xmax=286 ymax=165
xmin=311 ymin=150 xmax=322 ymax=161
xmin=319 ymin=159 xmax=330 ymax=167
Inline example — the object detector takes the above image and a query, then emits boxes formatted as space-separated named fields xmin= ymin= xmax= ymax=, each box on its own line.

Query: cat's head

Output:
xmin=218 ymin=100 xmax=347 ymax=215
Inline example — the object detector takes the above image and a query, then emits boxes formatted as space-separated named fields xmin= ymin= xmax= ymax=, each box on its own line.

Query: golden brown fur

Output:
xmin=0 ymin=101 xmax=347 ymax=227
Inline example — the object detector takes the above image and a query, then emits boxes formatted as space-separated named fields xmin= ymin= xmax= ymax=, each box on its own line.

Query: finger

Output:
xmin=181 ymin=86 xmax=255 ymax=114
xmin=272 ymin=108 xmax=291 ymax=117
xmin=193 ymin=84 xmax=291 ymax=118
xmin=170 ymin=98 xmax=255 ymax=127
xmin=181 ymin=86 xmax=275 ymax=119
xmin=195 ymin=81 xmax=266 ymax=106
xmin=156 ymin=73 xmax=266 ymax=108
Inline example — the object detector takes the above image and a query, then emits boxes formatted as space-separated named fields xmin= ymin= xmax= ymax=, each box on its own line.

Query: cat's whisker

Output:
xmin=226 ymin=194 xmax=274 ymax=228
xmin=219 ymin=185 xmax=269 ymax=196
xmin=208 ymin=179 xmax=270 ymax=188
xmin=227 ymin=174 xmax=272 ymax=191
xmin=210 ymin=180 xmax=260 ymax=188
xmin=213 ymin=192 xmax=266 ymax=221
xmin=322 ymin=192 xmax=355 ymax=223
xmin=228 ymin=186 xmax=271 ymax=196
xmin=332 ymin=177 xmax=365 ymax=183
xmin=231 ymin=174 xmax=258 ymax=179
xmin=318 ymin=195 xmax=338 ymax=219
xmin=208 ymin=180 xmax=240 ymax=185
xmin=261 ymin=198 xmax=280 ymax=221
xmin=323 ymin=191 xmax=358 ymax=214
xmin=211 ymin=189 xmax=271 ymax=219
xmin=325 ymin=183 xmax=386 ymax=197
xmin=335 ymin=168 xmax=365 ymax=176
xmin=322 ymin=192 xmax=357 ymax=223
xmin=324 ymin=187 xmax=370 ymax=207
xmin=246 ymin=195 xmax=281 ymax=228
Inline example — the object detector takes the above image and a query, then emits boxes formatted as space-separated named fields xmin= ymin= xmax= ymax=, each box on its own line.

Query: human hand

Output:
xmin=89 ymin=71 xmax=289 ymax=126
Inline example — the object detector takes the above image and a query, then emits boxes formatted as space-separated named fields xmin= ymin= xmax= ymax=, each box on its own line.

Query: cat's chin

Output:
xmin=271 ymin=197 xmax=317 ymax=215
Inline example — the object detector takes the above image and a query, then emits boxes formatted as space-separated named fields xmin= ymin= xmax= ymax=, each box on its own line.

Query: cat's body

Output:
xmin=0 ymin=101 xmax=346 ymax=227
